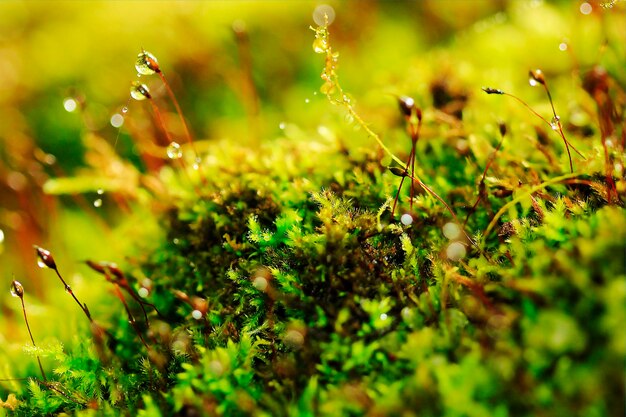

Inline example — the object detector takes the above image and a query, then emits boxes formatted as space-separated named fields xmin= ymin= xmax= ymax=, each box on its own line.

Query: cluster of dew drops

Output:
xmin=62 ymin=50 xmax=185 ymax=208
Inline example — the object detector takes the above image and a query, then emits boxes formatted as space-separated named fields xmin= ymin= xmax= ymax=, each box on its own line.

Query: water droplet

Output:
xmin=400 ymin=213 xmax=413 ymax=226
xmin=37 ymin=260 xmax=47 ymax=269
xmin=320 ymin=81 xmax=334 ymax=95
xmin=401 ymin=307 xmax=414 ymax=322
xmin=121 ymin=106 xmax=128 ymax=114
xmin=10 ymin=280 xmax=23 ymax=298
xmin=304 ymin=98 xmax=310 ymax=104
xmin=130 ymin=81 xmax=151 ymax=101
xmin=0 ymin=229 xmax=4 ymax=244
xmin=580 ymin=2 xmax=592 ymax=14
xmin=379 ymin=313 xmax=388 ymax=321
xmin=313 ymin=4 xmax=336 ymax=26
xmin=138 ymin=287 xmax=149 ymax=298
xmin=166 ymin=142 xmax=183 ymax=159
xmin=528 ymin=78 xmax=538 ymax=87
xmin=284 ymin=329 xmax=305 ymax=349
xmin=135 ymin=50 xmax=160 ymax=75
xmin=191 ymin=310 xmax=203 ymax=320
xmin=446 ymin=242 xmax=466 ymax=261
xmin=559 ymin=42 xmax=568 ymax=51
xmin=93 ymin=198 xmax=103 ymax=208
xmin=456 ymin=138 xmax=469 ymax=153
xmin=312 ymin=37 xmax=328 ymax=54
xmin=43 ymin=153 xmax=56 ymax=165
xmin=442 ymin=222 xmax=461 ymax=240
xmin=278 ymin=122 xmax=286 ymax=130
xmin=344 ymin=113 xmax=354 ymax=124
xmin=110 ymin=113 xmax=124 ymax=128
xmin=208 ymin=360 xmax=224 ymax=376
xmin=253 ymin=276 xmax=268 ymax=291
xmin=63 ymin=98 xmax=77 ymax=113
xmin=97 ymin=188 xmax=104 ymax=195
xmin=550 ymin=115 xmax=560 ymax=130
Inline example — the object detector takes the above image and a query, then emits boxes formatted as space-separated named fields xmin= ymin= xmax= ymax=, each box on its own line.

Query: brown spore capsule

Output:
xmin=34 ymin=245 xmax=57 ymax=269
xmin=398 ymin=96 xmax=415 ymax=117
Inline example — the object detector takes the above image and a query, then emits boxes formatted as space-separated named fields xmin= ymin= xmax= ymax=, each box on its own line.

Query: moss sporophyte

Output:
xmin=3 ymin=3 xmax=625 ymax=416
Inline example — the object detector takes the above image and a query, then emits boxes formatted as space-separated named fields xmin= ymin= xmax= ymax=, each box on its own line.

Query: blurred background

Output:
xmin=0 ymin=0 xmax=624 ymax=367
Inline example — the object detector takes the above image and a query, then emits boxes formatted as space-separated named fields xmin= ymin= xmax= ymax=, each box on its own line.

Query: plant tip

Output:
xmin=136 ymin=49 xmax=160 ymax=75
xmin=34 ymin=245 xmax=56 ymax=269
xmin=398 ymin=96 xmax=415 ymax=117
xmin=528 ymin=69 xmax=545 ymax=86
xmin=482 ymin=87 xmax=504 ymax=95
xmin=499 ymin=121 xmax=507 ymax=137
xmin=130 ymin=81 xmax=151 ymax=101
xmin=388 ymin=166 xmax=407 ymax=177
xmin=10 ymin=280 xmax=24 ymax=298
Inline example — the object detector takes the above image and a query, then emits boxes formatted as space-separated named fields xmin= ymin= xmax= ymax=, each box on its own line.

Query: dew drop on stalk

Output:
xmin=121 ymin=106 xmax=128 ymax=114
xmin=0 ymin=228 xmax=4 ymax=244
xmin=550 ymin=115 xmax=560 ymax=130
xmin=63 ymin=98 xmax=77 ymax=113
xmin=446 ymin=242 xmax=466 ymax=261
xmin=97 ymin=188 xmax=104 ymax=195
xmin=253 ymin=276 xmax=268 ymax=291
xmin=135 ymin=50 xmax=160 ymax=75
xmin=284 ymin=329 xmax=305 ymax=349
xmin=130 ymin=81 xmax=151 ymax=101
xmin=313 ymin=4 xmax=335 ymax=26
xmin=442 ymin=222 xmax=461 ymax=240
xmin=191 ymin=310 xmax=203 ymax=320
xmin=312 ymin=37 xmax=328 ymax=54
xmin=208 ymin=360 xmax=224 ymax=376
xmin=379 ymin=313 xmax=388 ymax=321
xmin=278 ymin=122 xmax=286 ymax=130
xmin=166 ymin=142 xmax=183 ymax=159
xmin=110 ymin=113 xmax=124 ymax=128
xmin=559 ymin=42 xmax=568 ymax=51
xmin=400 ymin=213 xmax=413 ymax=226
xmin=93 ymin=198 xmax=103 ymax=208
xmin=528 ymin=78 xmax=538 ymax=87
xmin=138 ymin=287 xmax=149 ymax=298
xmin=10 ymin=280 xmax=24 ymax=298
